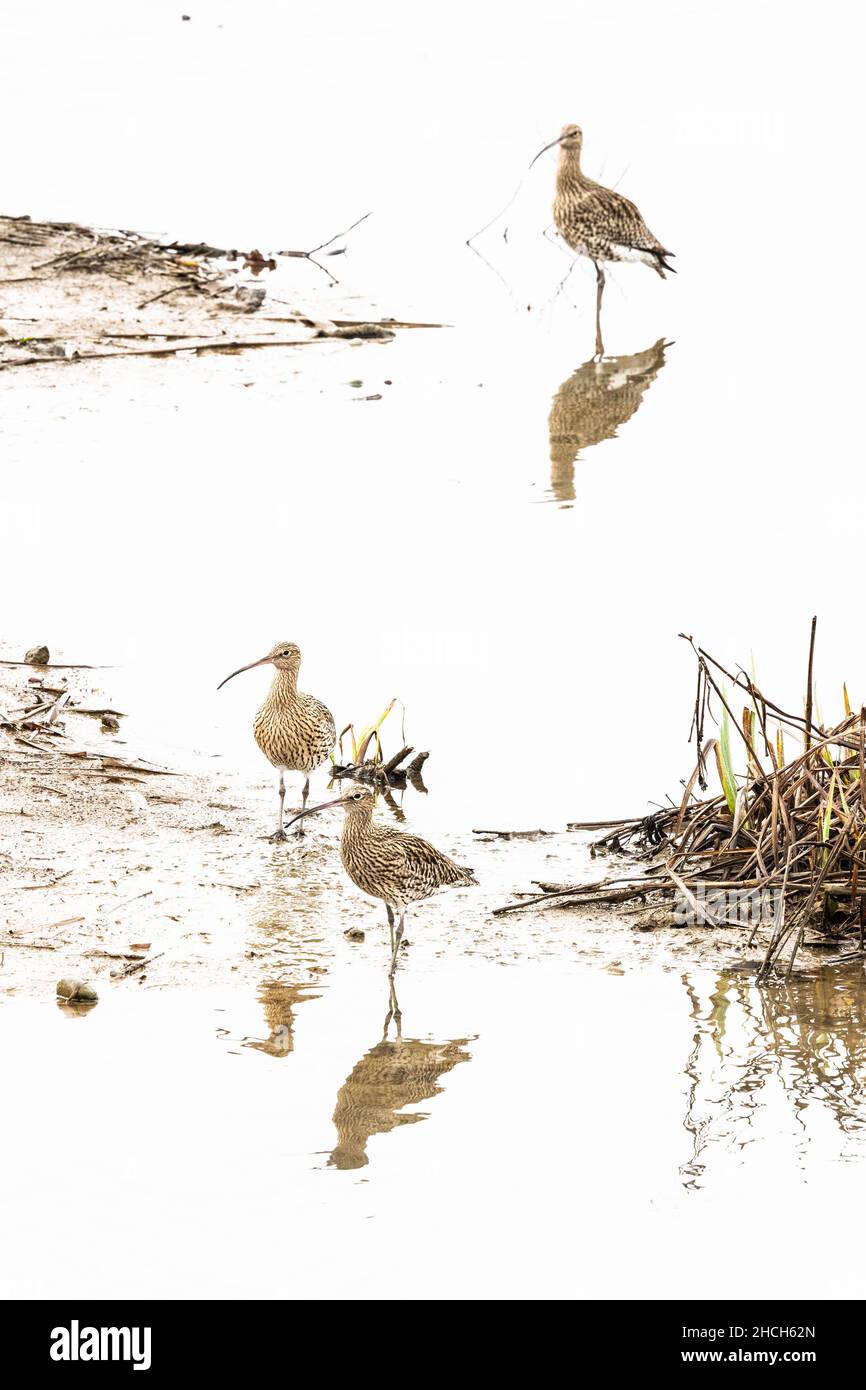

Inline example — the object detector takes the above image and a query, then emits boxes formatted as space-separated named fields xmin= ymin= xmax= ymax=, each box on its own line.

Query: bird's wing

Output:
xmin=606 ymin=193 xmax=667 ymax=253
xmin=301 ymin=694 xmax=336 ymax=741
xmin=394 ymin=831 xmax=472 ymax=885
xmin=582 ymin=183 xmax=670 ymax=255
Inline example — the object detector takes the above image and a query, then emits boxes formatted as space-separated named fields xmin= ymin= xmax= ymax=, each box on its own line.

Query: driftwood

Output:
xmin=473 ymin=828 xmax=556 ymax=841
xmin=331 ymin=747 xmax=429 ymax=790
xmin=1 ymin=330 xmax=400 ymax=370
xmin=110 ymin=950 xmax=164 ymax=979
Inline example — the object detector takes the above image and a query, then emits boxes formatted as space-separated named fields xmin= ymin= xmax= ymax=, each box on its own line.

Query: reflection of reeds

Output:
xmin=547 ymin=339 xmax=669 ymax=502
xmin=329 ymin=1011 xmax=473 ymax=1169
xmin=681 ymin=966 xmax=866 ymax=1187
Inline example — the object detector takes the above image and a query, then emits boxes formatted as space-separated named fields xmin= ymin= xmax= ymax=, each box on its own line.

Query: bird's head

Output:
xmin=283 ymin=783 xmax=374 ymax=832
xmin=530 ymin=122 xmax=583 ymax=167
xmin=217 ymin=640 xmax=301 ymax=690
xmin=558 ymin=122 xmax=583 ymax=150
xmin=340 ymin=784 xmax=375 ymax=813
xmin=267 ymin=640 xmax=302 ymax=673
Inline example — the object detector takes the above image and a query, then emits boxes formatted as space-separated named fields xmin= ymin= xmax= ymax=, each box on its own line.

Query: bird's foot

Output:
xmin=269 ymin=828 xmax=288 ymax=843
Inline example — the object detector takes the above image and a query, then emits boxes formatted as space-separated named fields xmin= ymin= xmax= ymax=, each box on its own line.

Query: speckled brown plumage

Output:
xmin=218 ymin=639 xmax=335 ymax=841
xmin=548 ymin=339 xmax=669 ymax=501
xmin=287 ymin=785 xmax=477 ymax=971
xmin=540 ymin=123 xmax=674 ymax=357
xmin=251 ymin=647 xmax=335 ymax=776
xmin=340 ymin=790 xmax=474 ymax=908
xmin=553 ymin=128 xmax=673 ymax=272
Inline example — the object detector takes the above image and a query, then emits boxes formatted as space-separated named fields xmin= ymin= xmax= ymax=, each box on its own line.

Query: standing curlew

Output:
xmin=532 ymin=123 xmax=674 ymax=358
xmin=217 ymin=640 xmax=335 ymax=841
xmin=285 ymin=785 xmax=477 ymax=972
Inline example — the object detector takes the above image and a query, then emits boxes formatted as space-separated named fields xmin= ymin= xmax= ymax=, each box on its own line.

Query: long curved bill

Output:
xmin=217 ymin=655 xmax=272 ymax=691
xmin=284 ymin=796 xmax=346 ymax=832
xmin=529 ymin=134 xmax=566 ymax=169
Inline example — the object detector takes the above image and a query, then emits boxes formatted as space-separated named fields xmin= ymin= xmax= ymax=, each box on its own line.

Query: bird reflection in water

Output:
xmin=681 ymin=964 xmax=866 ymax=1188
xmin=328 ymin=980 xmax=474 ymax=1170
xmin=547 ymin=338 xmax=670 ymax=505
xmin=242 ymin=979 xmax=321 ymax=1057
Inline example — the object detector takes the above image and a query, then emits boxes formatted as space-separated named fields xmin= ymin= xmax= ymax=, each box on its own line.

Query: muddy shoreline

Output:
xmin=2 ymin=654 xmax=845 ymax=1003
xmin=0 ymin=213 xmax=438 ymax=372
xmin=1 ymin=213 xmax=852 ymax=996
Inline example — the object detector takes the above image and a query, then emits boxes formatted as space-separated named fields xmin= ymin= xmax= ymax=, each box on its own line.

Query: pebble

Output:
xmin=56 ymin=978 xmax=98 ymax=1002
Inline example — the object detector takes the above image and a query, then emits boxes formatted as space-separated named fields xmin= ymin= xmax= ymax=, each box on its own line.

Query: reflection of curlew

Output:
xmin=547 ymin=339 xmax=669 ymax=503
xmin=681 ymin=965 xmax=866 ymax=1187
xmin=243 ymin=979 xmax=321 ymax=1057
xmin=329 ymin=983 xmax=473 ymax=1169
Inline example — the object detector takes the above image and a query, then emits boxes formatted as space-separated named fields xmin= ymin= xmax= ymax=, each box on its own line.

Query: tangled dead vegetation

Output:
xmin=498 ymin=622 xmax=866 ymax=979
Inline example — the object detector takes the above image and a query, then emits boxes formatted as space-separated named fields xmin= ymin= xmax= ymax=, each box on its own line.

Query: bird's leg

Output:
xmin=593 ymin=261 xmax=605 ymax=360
xmin=386 ymin=904 xmax=395 ymax=960
xmin=383 ymin=967 xmax=402 ymax=1039
xmin=389 ymin=910 xmax=405 ymax=975
xmin=293 ymin=776 xmax=310 ymax=838
xmin=269 ymin=771 xmax=288 ymax=843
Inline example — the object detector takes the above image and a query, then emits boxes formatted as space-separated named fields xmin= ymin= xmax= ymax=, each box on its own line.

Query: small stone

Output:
xmin=24 ymin=645 xmax=50 ymax=665
xmin=125 ymin=791 xmax=150 ymax=818
xmin=56 ymin=978 xmax=98 ymax=1002
xmin=344 ymin=927 xmax=365 ymax=943
xmin=101 ymin=714 xmax=120 ymax=733
xmin=633 ymin=907 xmax=680 ymax=931
xmin=231 ymin=284 xmax=266 ymax=312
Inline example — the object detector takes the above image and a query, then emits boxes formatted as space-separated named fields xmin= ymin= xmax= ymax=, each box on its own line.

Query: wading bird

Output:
xmin=532 ymin=123 xmax=674 ymax=358
xmin=286 ymin=785 xmax=477 ymax=972
xmin=217 ymin=640 xmax=335 ymax=841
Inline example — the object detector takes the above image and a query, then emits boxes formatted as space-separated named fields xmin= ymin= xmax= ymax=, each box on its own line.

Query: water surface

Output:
xmin=3 ymin=0 xmax=866 ymax=1300
xmin=4 ymin=959 xmax=866 ymax=1299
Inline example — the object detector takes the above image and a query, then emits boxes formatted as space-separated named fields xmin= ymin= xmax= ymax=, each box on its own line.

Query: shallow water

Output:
xmin=5 ymin=958 xmax=866 ymax=1299
xmin=3 ymin=0 xmax=866 ymax=1299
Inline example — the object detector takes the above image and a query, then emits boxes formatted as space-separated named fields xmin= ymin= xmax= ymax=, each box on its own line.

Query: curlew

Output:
xmin=217 ymin=640 xmax=335 ymax=841
xmin=286 ymin=785 xmax=477 ymax=972
xmin=532 ymin=123 xmax=674 ymax=358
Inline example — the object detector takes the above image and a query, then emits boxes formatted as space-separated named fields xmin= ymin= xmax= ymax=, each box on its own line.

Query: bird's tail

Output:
xmin=458 ymin=865 xmax=478 ymax=886
xmin=654 ymin=250 xmax=676 ymax=278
